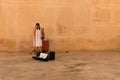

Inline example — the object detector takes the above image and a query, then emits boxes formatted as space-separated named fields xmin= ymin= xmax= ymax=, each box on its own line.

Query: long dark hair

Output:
xmin=36 ymin=23 xmax=40 ymax=30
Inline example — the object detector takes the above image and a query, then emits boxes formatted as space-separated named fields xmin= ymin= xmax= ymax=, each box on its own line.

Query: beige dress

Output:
xmin=34 ymin=29 xmax=42 ymax=47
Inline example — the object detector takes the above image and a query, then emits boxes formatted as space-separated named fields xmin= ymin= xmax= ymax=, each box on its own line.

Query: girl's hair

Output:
xmin=36 ymin=23 xmax=40 ymax=30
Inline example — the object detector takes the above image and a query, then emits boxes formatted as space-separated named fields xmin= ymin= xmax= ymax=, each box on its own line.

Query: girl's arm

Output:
xmin=41 ymin=28 xmax=45 ymax=40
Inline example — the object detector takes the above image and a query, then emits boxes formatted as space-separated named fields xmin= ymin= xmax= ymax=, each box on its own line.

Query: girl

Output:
xmin=34 ymin=23 xmax=42 ymax=53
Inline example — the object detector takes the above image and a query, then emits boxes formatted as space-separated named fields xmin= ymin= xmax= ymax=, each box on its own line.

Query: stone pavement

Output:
xmin=0 ymin=51 xmax=120 ymax=80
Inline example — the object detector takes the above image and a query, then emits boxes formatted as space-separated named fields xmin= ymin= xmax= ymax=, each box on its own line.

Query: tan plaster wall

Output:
xmin=0 ymin=0 xmax=120 ymax=51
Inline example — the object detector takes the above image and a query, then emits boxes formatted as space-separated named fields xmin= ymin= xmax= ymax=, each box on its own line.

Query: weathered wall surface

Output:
xmin=0 ymin=0 xmax=120 ymax=51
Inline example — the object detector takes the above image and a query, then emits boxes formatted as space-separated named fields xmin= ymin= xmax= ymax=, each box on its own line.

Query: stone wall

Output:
xmin=0 ymin=0 xmax=120 ymax=51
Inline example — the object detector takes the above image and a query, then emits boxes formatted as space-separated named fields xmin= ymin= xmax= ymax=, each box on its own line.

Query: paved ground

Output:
xmin=0 ymin=51 xmax=120 ymax=80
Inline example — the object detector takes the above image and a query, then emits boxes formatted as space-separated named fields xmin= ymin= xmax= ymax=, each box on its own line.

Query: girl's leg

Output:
xmin=38 ymin=47 xmax=42 ymax=52
xmin=34 ymin=47 xmax=36 ymax=54
xmin=33 ymin=47 xmax=37 ymax=56
xmin=36 ymin=47 xmax=39 ymax=52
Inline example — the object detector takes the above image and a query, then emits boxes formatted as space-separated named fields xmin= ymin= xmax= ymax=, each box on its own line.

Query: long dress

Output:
xmin=34 ymin=29 xmax=42 ymax=47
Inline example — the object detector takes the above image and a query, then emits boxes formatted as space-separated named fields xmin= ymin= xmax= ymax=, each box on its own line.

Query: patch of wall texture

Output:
xmin=0 ymin=0 xmax=120 ymax=51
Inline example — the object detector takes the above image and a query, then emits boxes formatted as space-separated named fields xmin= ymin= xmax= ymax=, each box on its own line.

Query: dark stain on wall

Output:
xmin=57 ymin=23 xmax=67 ymax=35
xmin=0 ymin=39 xmax=16 ymax=51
